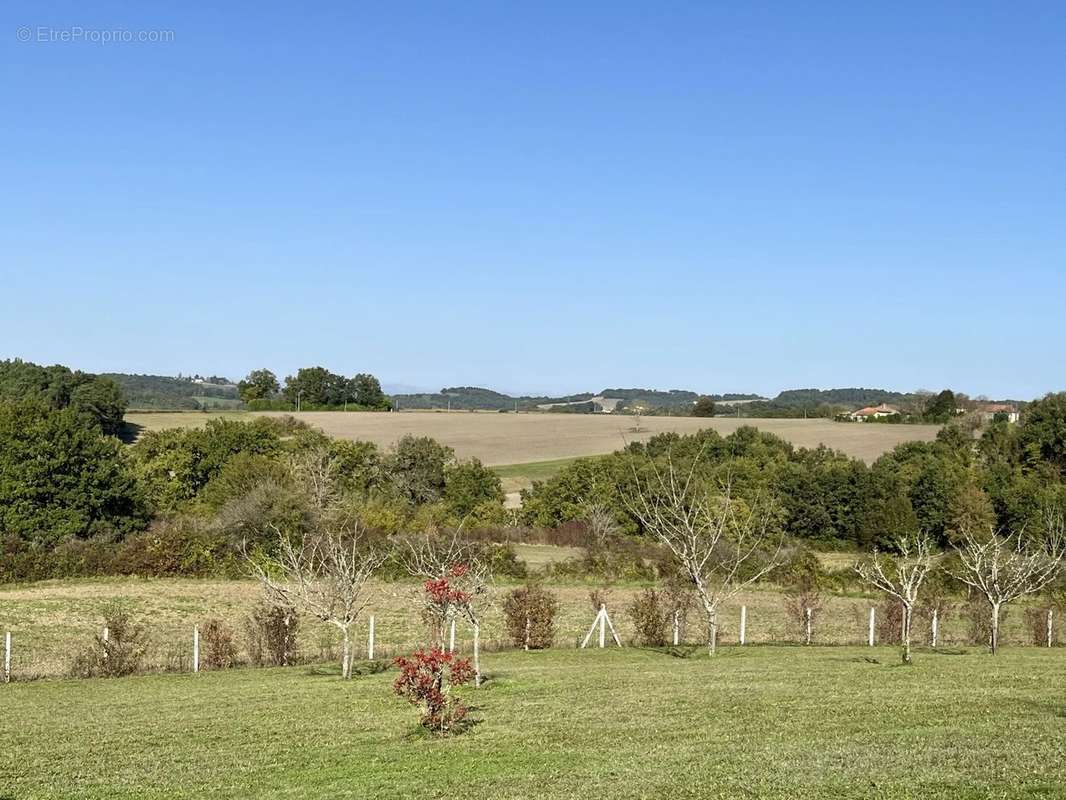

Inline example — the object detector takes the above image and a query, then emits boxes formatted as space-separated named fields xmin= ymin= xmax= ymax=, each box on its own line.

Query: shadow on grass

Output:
xmin=117 ymin=421 xmax=144 ymax=444
xmin=302 ymin=659 xmax=389 ymax=678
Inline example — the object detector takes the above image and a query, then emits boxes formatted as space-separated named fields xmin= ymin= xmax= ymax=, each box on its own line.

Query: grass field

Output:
xmin=0 ymin=576 xmax=1041 ymax=680
xmin=124 ymin=410 xmax=941 ymax=466
xmin=4 ymin=645 xmax=1065 ymax=799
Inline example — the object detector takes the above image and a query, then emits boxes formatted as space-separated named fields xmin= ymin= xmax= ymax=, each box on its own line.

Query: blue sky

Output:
xmin=2 ymin=2 xmax=1063 ymax=399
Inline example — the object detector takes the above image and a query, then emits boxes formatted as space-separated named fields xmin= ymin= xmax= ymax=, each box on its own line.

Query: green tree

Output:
xmin=1018 ymin=392 xmax=1066 ymax=477
xmin=0 ymin=359 xmax=127 ymax=434
xmin=0 ymin=403 xmax=144 ymax=545
xmin=692 ymin=396 xmax=716 ymax=417
xmin=282 ymin=367 xmax=349 ymax=406
xmin=443 ymin=459 xmax=505 ymax=517
xmin=237 ymin=369 xmax=279 ymax=402
xmin=387 ymin=435 xmax=454 ymax=505
xmin=350 ymin=373 xmax=388 ymax=408
xmin=924 ymin=389 xmax=958 ymax=422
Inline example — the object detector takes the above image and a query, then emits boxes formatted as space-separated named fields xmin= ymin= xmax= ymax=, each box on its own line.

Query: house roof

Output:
xmin=852 ymin=403 xmax=899 ymax=416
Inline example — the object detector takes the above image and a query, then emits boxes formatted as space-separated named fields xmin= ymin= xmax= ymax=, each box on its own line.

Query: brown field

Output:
xmin=125 ymin=410 xmax=940 ymax=466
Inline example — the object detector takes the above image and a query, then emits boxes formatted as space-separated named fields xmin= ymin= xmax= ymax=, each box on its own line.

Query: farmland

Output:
xmin=124 ymin=410 xmax=941 ymax=466
xmin=3 ymin=643 xmax=1065 ymax=799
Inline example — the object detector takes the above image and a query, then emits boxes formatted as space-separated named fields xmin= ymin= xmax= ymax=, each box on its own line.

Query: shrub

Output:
xmin=393 ymin=649 xmax=474 ymax=734
xmin=244 ymin=601 xmax=299 ymax=666
xmin=782 ymin=562 xmax=824 ymax=645
xmin=876 ymin=600 xmax=904 ymax=645
xmin=200 ymin=618 xmax=238 ymax=669
xmin=503 ymin=584 xmax=558 ymax=649
xmin=627 ymin=589 xmax=671 ymax=646
xmin=70 ymin=603 xmax=150 ymax=678
xmin=963 ymin=596 xmax=1006 ymax=647
xmin=1024 ymin=606 xmax=1056 ymax=646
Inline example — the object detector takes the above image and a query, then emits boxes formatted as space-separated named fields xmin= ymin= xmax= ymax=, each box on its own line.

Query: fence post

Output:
xmin=449 ymin=618 xmax=456 ymax=653
xmin=598 ymin=604 xmax=606 ymax=649
xmin=368 ymin=615 xmax=376 ymax=660
xmin=739 ymin=605 xmax=747 ymax=646
xmin=805 ymin=607 xmax=812 ymax=645
xmin=673 ymin=609 xmax=680 ymax=646
xmin=3 ymin=632 xmax=10 ymax=684
xmin=193 ymin=626 xmax=200 ymax=674
xmin=868 ymin=608 xmax=875 ymax=647
xmin=1047 ymin=608 xmax=1054 ymax=648
xmin=931 ymin=608 xmax=938 ymax=648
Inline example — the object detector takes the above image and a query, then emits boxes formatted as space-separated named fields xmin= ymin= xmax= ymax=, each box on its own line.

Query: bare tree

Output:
xmin=623 ymin=454 xmax=782 ymax=655
xmin=855 ymin=534 xmax=935 ymax=663
xmin=950 ymin=513 xmax=1066 ymax=654
xmin=287 ymin=448 xmax=341 ymax=514
xmin=398 ymin=530 xmax=491 ymax=686
xmin=247 ymin=522 xmax=383 ymax=678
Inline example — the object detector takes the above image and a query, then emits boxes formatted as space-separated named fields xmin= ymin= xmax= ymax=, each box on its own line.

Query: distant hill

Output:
xmin=389 ymin=386 xmax=763 ymax=413
xmin=103 ymin=373 xmax=241 ymax=410
xmin=771 ymin=387 xmax=915 ymax=408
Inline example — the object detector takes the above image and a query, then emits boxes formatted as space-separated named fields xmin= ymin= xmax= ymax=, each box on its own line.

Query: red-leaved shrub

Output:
xmin=393 ymin=648 xmax=474 ymax=734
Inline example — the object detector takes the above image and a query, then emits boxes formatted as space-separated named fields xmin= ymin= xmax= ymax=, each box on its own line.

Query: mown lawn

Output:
xmin=3 ymin=646 xmax=1065 ymax=799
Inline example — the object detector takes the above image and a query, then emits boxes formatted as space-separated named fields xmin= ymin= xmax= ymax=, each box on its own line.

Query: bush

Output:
xmin=627 ymin=589 xmax=671 ymax=646
xmin=70 ymin=603 xmax=150 ymax=678
xmin=782 ymin=561 xmax=824 ymax=645
xmin=200 ymin=618 xmax=238 ymax=669
xmin=244 ymin=601 xmax=299 ymax=666
xmin=1024 ymin=606 xmax=1055 ymax=647
xmin=963 ymin=597 xmax=1004 ymax=647
xmin=393 ymin=649 xmax=474 ymax=734
xmin=503 ymin=584 xmax=558 ymax=649
xmin=876 ymin=600 xmax=904 ymax=645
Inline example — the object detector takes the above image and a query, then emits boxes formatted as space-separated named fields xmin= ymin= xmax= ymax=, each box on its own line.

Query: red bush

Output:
xmin=393 ymin=648 xmax=474 ymax=734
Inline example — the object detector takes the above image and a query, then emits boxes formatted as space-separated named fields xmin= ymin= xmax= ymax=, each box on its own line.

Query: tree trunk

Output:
xmin=901 ymin=604 xmax=912 ymax=664
xmin=707 ymin=609 xmax=718 ymax=656
xmin=472 ymin=619 xmax=482 ymax=687
xmin=990 ymin=603 xmax=1001 ymax=655
xmin=341 ymin=628 xmax=351 ymax=679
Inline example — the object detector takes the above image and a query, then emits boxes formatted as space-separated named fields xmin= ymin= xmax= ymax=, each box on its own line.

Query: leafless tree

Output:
xmin=855 ymin=534 xmax=935 ymax=663
xmin=287 ymin=448 xmax=341 ymax=514
xmin=398 ymin=529 xmax=491 ymax=686
xmin=246 ymin=522 xmax=383 ymax=678
xmin=623 ymin=453 xmax=782 ymax=655
xmin=950 ymin=512 xmax=1066 ymax=654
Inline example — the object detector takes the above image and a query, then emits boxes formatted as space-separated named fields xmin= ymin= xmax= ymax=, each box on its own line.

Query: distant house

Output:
xmin=976 ymin=403 xmax=1020 ymax=424
xmin=848 ymin=403 xmax=900 ymax=422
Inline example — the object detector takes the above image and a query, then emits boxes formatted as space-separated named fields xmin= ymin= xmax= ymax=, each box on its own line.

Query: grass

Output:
xmin=123 ymin=410 xmax=941 ymax=465
xmin=0 ymin=576 xmax=1041 ymax=679
xmin=492 ymin=456 xmax=586 ymax=494
xmin=3 ymin=646 xmax=1066 ymax=799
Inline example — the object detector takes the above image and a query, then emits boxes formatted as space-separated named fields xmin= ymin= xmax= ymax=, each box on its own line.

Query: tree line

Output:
xmin=238 ymin=367 xmax=390 ymax=410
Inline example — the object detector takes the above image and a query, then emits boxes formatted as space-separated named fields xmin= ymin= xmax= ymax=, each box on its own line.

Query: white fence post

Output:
xmin=805 ymin=607 xmax=812 ymax=645
xmin=672 ymin=609 xmax=680 ymax=646
xmin=193 ymin=626 xmax=200 ymax=674
xmin=368 ymin=615 xmax=376 ymax=660
xmin=4 ymin=632 xmax=10 ymax=684
xmin=739 ymin=606 xmax=747 ymax=646
xmin=449 ymin=618 xmax=456 ymax=653
xmin=1047 ymin=609 xmax=1054 ymax=648
xmin=931 ymin=608 xmax=939 ymax=648
xmin=868 ymin=608 xmax=875 ymax=647
xmin=598 ymin=604 xmax=606 ymax=649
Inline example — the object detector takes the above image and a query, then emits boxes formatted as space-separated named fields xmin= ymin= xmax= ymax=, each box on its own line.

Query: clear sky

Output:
xmin=2 ymin=2 xmax=1063 ymax=399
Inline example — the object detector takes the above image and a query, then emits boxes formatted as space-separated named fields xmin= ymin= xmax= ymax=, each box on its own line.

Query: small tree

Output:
xmin=399 ymin=530 xmax=491 ymax=686
xmin=503 ymin=584 xmax=558 ymax=649
xmin=247 ymin=522 xmax=382 ymax=678
xmin=627 ymin=588 xmax=671 ymax=646
xmin=951 ymin=515 xmax=1066 ymax=654
xmin=624 ymin=453 xmax=782 ymax=656
xmin=855 ymin=534 xmax=935 ymax=663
